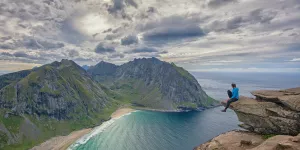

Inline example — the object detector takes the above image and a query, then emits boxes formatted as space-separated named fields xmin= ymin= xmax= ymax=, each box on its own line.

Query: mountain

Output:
xmin=88 ymin=57 xmax=217 ymax=110
xmin=0 ymin=60 xmax=113 ymax=150
xmin=0 ymin=59 xmax=108 ymax=120
xmin=81 ymin=65 xmax=90 ymax=71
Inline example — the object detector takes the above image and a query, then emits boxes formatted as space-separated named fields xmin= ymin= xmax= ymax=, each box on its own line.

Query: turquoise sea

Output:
xmin=69 ymin=72 xmax=300 ymax=150
xmin=69 ymin=108 xmax=239 ymax=150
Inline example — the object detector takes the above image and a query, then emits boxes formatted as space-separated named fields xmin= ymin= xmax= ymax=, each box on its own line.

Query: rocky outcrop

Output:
xmin=195 ymin=131 xmax=300 ymax=150
xmin=251 ymin=87 xmax=300 ymax=112
xmin=196 ymin=87 xmax=300 ymax=150
xmin=229 ymin=88 xmax=300 ymax=135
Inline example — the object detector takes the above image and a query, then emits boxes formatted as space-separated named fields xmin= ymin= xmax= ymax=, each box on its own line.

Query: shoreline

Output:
xmin=30 ymin=108 xmax=136 ymax=150
xmin=135 ymin=105 xmax=222 ymax=112
xmin=30 ymin=106 xmax=219 ymax=150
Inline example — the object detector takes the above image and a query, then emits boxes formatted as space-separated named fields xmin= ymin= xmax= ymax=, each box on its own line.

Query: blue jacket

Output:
xmin=231 ymin=88 xmax=239 ymax=99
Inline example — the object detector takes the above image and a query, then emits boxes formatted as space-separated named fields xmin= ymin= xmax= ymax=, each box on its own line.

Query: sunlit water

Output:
xmin=69 ymin=72 xmax=300 ymax=150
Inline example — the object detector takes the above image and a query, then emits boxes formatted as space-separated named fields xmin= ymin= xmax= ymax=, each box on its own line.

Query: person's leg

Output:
xmin=223 ymin=98 xmax=238 ymax=112
xmin=227 ymin=90 xmax=232 ymax=98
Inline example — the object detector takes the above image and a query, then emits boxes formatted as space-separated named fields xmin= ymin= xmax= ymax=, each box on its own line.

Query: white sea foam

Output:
xmin=68 ymin=110 xmax=139 ymax=150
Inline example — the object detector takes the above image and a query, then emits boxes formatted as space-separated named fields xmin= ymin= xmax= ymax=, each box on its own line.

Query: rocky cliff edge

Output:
xmin=195 ymin=87 xmax=300 ymax=150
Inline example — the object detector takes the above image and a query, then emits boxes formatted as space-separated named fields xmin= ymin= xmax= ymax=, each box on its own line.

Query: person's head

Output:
xmin=231 ymin=83 xmax=236 ymax=88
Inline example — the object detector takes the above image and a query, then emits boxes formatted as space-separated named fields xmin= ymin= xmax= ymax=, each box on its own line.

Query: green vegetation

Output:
xmin=0 ymin=70 xmax=31 ymax=90
xmin=262 ymin=134 xmax=276 ymax=139
xmin=40 ymin=86 xmax=61 ymax=97
xmin=0 ymin=131 xmax=8 ymax=148
xmin=202 ymin=96 xmax=218 ymax=107
xmin=0 ymin=113 xmax=23 ymax=134
xmin=2 ymin=84 xmax=16 ymax=101
xmin=0 ymin=102 xmax=123 ymax=150
xmin=171 ymin=62 xmax=194 ymax=81
xmin=177 ymin=102 xmax=198 ymax=109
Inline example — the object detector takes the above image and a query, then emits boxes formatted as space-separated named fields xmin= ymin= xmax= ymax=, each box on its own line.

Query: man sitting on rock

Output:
xmin=222 ymin=83 xmax=239 ymax=112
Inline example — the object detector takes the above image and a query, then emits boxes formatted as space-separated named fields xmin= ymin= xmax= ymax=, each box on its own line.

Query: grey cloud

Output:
xmin=108 ymin=0 xmax=138 ymax=14
xmin=248 ymin=9 xmax=277 ymax=24
xmin=207 ymin=9 xmax=278 ymax=32
xmin=68 ymin=50 xmax=79 ymax=57
xmin=23 ymin=37 xmax=65 ymax=50
xmin=13 ymin=51 xmax=31 ymax=58
xmin=74 ymin=57 xmax=94 ymax=62
xmin=13 ymin=51 xmax=47 ymax=60
xmin=1 ymin=52 xmax=13 ymax=57
xmin=121 ymin=35 xmax=139 ymax=45
xmin=226 ymin=16 xmax=243 ymax=30
xmin=289 ymin=33 xmax=299 ymax=37
xmin=127 ymin=47 xmax=159 ymax=54
xmin=207 ymin=0 xmax=238 ymax=8
xmin=283 ymin=28 xmax=294 ymax=32
xmin=60 ymin=18 xmax=88 ymax=44
xmin=143 ymin=25 xmax=205 ymax=41
xmin=138 ymin=14 xmax=205 ymax=32
xmin=125 ymin=0 xmax=138 ymax=8
xmin=95 ymin=43 xmax=116 ymax=54
xmin=110 ymin=53 xmax=125 ymax=58
xmin=0 ymin=36 xmax=12 ymax=41
xmin=108 ymin=0 xmax=124 ymax=13
xmin=103 ymin=28 xmax=112 ymax=33
xmin=147 ymin=7 xmax=156 ymax=13
xmin=0 ymin=43 xmax=15 ymax=49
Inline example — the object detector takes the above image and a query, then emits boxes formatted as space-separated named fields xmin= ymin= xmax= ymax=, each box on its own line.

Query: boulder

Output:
xmin=251 ymin=134 xmax=300 ymax=150
xmin=195 ymin=131 xmax=300 ymax=150
xmin=251 ymin=87 xmax=300 ymax=111
xmin=194 ymin=131 xmax=264 ymax=150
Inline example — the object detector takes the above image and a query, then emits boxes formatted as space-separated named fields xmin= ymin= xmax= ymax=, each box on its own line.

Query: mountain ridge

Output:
xmin=88 ymin=57 xmax=217 ymax=110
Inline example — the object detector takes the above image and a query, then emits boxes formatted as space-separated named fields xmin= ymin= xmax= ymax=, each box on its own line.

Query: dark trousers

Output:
xmin=225 ymin=90 xmax=238 ymax=110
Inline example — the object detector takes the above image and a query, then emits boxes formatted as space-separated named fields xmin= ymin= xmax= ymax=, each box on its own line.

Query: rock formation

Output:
xmin=195 ymin=131 xmax=300 ymax=150
xmin=195 ymin=87 xmax=300 ymax=150
xmin=88 ymin=57 xmax=218 ymax=110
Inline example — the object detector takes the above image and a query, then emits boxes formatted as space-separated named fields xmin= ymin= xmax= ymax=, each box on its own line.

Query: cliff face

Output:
xmin=231 ymin=88 xmax=300 ymax=135
xmin=0 ymin=59 xmax=108 ymax=120
xmin=88 ymin=57 xmax=217 ymax=110
xmin=195 ymin=87 xmax=300 ymax=150
xmin=0 ymin=60 xmax=111 ymax=149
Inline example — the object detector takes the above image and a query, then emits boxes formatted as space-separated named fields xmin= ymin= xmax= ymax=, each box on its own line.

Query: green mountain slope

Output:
xmin=0 ymin=60 xmax=115 ymax=149
xmin=88 ymin=57 xmax=218 ymax=110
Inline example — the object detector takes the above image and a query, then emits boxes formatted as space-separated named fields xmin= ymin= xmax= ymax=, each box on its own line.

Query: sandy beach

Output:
xmin=111 ymin=108 xmax=135 ymax=119
xmin=30 ymin=108 xmax=135 ymax=150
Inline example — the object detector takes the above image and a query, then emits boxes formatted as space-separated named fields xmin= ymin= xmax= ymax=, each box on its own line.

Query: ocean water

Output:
xmin=70 ymin=109 xmax=239 ymax=150
xmin=69 ymin=72 xmax=300 ymax=150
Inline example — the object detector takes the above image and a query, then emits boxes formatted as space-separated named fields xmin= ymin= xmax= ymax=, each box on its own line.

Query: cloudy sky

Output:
xmin=0 ymin=0 xmax=300 ymax=74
